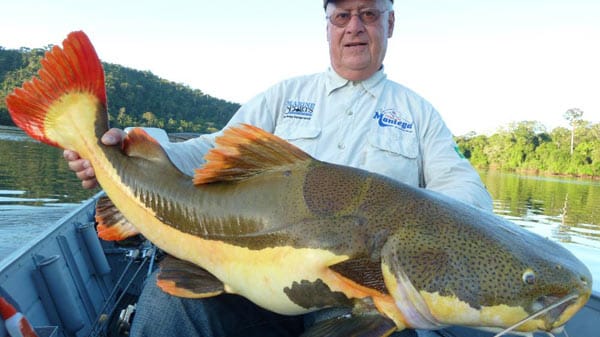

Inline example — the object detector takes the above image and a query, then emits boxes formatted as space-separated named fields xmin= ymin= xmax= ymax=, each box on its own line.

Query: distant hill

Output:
xmin=0 ymin=46 xmax=239 ymax=133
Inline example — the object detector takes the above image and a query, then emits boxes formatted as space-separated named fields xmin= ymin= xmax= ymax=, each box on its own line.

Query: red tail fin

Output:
xmin=5 ymin=31 xmax=106 ymax=147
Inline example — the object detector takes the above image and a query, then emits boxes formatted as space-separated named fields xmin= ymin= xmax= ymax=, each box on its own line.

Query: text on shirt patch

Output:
xmin=373 ymin=109 xmax=414 ymax=132
xmin=284 ymin=100 xmax=315 ymax=120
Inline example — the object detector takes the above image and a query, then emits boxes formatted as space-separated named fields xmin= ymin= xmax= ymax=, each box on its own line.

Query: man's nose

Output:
xmin=345 ymin=14 xmax=366 ymax=33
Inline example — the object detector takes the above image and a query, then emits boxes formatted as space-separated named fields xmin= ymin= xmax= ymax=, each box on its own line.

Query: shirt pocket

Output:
xmin=273 ymin=122 xmax=321 ymax=155
xmin=363 ymin=129 xmax=420 ymax=185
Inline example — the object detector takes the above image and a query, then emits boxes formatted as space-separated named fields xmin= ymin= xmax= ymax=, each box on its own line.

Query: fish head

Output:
xmin=513 ymin=242 xmax=593 ymax=331
xmin=379 ymin=201 xmax=592 ymax=333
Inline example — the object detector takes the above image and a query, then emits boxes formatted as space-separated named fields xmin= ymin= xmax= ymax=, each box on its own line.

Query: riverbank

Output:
xmin=0 ymin=125 xmax=19 ymax=131
xmin=479 ymin=165 xmax=600 ymax=181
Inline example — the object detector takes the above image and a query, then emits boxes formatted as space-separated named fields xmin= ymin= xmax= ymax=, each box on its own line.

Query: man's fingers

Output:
xmin=101 ymin=128 xmax=126 ymax=145
xmin=64 ymin=128 xmax=124 ymax=190
xmin=67 ymin=158 xmax=91 ymax=174
xmin=74 ymin=166 xmax=95 ymax=181
xmin=81 ymin=179 xmax=99 ymax=190
xmin=63 ymin=149 xmax=80 ymax=161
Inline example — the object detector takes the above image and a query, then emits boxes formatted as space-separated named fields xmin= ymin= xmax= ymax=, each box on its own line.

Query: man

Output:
xmin=65 ymin=0 xmax=493 ymax=336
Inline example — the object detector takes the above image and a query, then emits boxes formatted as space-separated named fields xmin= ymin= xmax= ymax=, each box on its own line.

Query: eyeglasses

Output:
xmin=327 ymin=8 xmax=388 ymax=28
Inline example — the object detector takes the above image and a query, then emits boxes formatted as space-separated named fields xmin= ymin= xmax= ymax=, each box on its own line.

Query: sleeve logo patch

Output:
xmin=454 ymin=145 xmax=466 ymax=159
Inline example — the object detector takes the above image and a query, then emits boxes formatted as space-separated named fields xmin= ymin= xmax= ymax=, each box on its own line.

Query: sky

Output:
xmin=1 ymin=0 xmax=599 ymax=135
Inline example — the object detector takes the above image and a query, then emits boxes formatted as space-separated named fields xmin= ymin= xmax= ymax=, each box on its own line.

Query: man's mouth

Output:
xmin=345 ymin=42 xmax=368 ymax=48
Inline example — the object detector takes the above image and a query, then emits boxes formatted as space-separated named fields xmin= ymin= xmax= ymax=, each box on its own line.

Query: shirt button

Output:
xmin=338 ymin=143 xmax=345 ymax=150
xmin=347 ymin=110 xmax=353 ymax=116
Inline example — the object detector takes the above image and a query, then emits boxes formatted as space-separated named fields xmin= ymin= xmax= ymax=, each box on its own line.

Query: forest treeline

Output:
xmin=0 ymin=46 xmax=239 ymax=133
xmin=456 ymin=120 xmax=600 ymax=178
xmin=1 ymin=46 xmax=597 ymax=178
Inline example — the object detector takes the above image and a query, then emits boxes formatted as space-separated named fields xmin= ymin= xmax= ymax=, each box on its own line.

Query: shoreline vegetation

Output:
xmin=2 ymin=46 xmax=598 ymax=180
xmin=455 ymin=120 xmax=599 ymax=181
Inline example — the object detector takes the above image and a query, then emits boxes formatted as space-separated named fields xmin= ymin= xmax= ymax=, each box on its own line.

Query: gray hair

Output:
xmin=325 ymin=0 xmax=394 ymax=14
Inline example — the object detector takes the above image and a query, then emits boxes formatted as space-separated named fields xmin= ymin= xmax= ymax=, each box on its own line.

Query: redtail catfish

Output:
xmin=5 ymin=31 xmax=592 ymax=336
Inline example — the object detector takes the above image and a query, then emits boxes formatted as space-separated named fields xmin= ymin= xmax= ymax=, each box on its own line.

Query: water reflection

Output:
xmin=0 ymin=127 xmax=96 ymax=258
xmin=0 ymin=127 xmax=96 ymax=204
xmin=481 ymin=170 xmax=600 ymax=248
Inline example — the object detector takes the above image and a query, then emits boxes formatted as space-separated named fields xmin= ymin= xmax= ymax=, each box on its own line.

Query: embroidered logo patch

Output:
xmin=454 ymin=145 xmax=466 ymax=159
xmin=284 ymin=100 xmax=315 ymax=120
xmin=372 ymin=109 xmax=414 ymax=132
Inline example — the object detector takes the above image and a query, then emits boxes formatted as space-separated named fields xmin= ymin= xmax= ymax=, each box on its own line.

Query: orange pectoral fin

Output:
xmin=330 ymin=257 xmax=388 ymax=295
xmin=327 ymin=258 xmax=409 ymax=330
xmin=95 ymin=196 xmax=140 ymax=241
xmin=156 ymin=256 xmax=225 ymax=299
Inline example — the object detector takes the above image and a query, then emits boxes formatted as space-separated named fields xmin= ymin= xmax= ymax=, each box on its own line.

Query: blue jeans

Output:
xmin=129 ymin=270 xmax=421 ymax=337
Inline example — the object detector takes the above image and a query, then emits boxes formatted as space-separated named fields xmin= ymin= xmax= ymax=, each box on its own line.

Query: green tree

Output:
xmin=563 ymin=108 xmax=584 ymax=155
xmin=456 ymin=132 xmax=489 ymax=168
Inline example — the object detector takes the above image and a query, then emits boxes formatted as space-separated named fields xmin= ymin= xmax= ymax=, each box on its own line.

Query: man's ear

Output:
xmin=387 ymin=11 xmax=395 ymax=38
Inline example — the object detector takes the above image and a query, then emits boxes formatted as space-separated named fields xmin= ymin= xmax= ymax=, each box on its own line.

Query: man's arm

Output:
xmin=419 ymin=109 xmax=493 ymax=211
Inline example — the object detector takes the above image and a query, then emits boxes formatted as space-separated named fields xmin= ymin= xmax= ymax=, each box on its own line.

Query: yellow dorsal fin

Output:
xmin=194 ymin=124 xmax=313 ymax=185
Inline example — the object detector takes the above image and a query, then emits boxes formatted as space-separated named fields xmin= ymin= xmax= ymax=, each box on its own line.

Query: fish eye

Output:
xmin=522 ymin=269 xmax=536 ymax=285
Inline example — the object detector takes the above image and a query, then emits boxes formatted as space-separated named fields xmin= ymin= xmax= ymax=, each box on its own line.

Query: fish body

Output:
xmin=5 ymin=31 xmax=592 ymax=336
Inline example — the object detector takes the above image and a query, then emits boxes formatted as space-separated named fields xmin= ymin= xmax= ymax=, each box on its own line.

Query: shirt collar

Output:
xmin=325 ymin=67 xmax=387 ymax=97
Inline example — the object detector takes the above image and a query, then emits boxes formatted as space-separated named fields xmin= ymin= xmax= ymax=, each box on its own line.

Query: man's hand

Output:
xmin=63 ymin=128 xmax=126 ymax=189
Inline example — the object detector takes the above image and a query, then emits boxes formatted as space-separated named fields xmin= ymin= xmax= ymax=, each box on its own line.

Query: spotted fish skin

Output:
xmin=5 ymin=31 xmax=592 ymax=335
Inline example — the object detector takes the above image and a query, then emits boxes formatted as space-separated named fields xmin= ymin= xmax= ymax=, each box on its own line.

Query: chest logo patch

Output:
xmin=373 ymin=109 xmax=414 ymax=132
xmin=284 ymin=100 xmax=315 ymax=120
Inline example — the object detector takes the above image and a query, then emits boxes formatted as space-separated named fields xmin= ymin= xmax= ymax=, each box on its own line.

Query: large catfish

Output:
xmin=5 ymin=31 xmax=592 ymax=337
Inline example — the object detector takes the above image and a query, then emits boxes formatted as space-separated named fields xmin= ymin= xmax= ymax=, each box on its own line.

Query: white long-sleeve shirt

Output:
xmin=161 ymin=68 xmax=493 ymax=211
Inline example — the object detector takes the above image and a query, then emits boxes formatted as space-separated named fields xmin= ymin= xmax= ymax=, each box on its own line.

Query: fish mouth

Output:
xmin=543 ymin=277 xmax=593 ymax=330
xmin=532 ymin=295 xmax=576 ymax=327
xmin=492 ymin=291 xmax=590 ymax=336
xmin=548 ymin=291 xmax=592 ymax=329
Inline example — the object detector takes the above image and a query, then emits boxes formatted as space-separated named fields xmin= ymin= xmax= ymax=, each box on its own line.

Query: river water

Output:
xmin=1 ymin=127 xmax=599 ymax=291
xmin=0 ymin=127 xmax=96 ymax=257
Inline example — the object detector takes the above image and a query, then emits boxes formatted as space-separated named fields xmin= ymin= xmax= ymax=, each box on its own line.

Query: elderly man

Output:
xmin=65 ymin=0 xmax=492 ymax=336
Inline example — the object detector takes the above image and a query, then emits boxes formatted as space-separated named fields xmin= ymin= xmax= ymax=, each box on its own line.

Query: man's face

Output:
xmin=326 ymin=0 xmax=395 ymax=81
